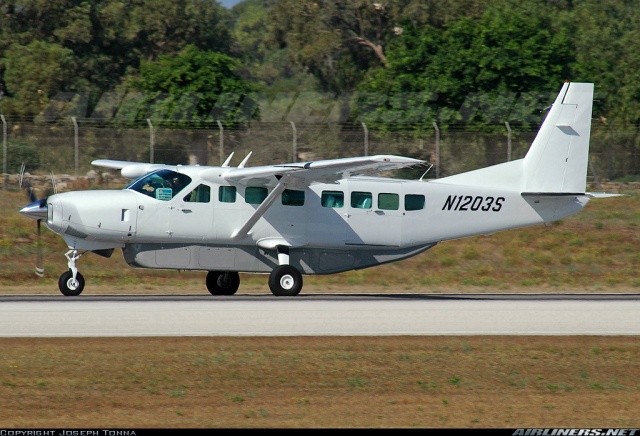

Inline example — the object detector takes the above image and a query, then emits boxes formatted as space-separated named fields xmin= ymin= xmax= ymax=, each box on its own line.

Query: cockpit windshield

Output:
xmin=125 ymin=169 xmax=192 ymax=201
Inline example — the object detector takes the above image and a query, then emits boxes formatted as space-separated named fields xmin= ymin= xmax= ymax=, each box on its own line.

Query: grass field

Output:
xmin=0 ymin=181 xmax=639 ymax=428
xmin=1 ymin=336 xmax=639 ymax=428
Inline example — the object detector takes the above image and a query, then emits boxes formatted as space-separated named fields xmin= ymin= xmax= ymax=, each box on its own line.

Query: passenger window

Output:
xmin=378 ymin=193 xmax=399 ymax=210
xmin=184 ymin=184 xmax=211 ymax=203
xmin=351 ymin=191 xmax=372 ymax=209
xmin=219 ymin=186 xmax=236 ymax=203
xmin=405 ymin=194 xmax=425 ymax=211
xmin=321 ymin=191 xmax=344 ymax=208
xmin=245 ymin=187 xmax=268 ymax=204
xmin=282 ymin=189 xmax=305 ymax=206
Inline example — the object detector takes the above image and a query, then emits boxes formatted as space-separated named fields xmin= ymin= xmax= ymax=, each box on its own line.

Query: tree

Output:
xmin=354 ymin=0 xmax=574 ymax=130
xmin=230 ymin=0 xmax=307 ymax=87
xmin=124 ymin=45 xmax=260 ymax=127
xmin=266 ymin=0 xmax=392 ymax=95
xmin=570 ymin=0 xmax=640 ymax=126
xmin=0 ymin=40 xmax=76 ymax=118
xmin=352 ymin=0 xmax=574 ymax=168
xmin=0 ymin=0 xmax=233 ymax=119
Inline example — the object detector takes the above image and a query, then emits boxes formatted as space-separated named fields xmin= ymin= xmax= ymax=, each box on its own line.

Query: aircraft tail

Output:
xmin=522 ymin=81 xmax=594 ymax=194
xmin=431 ymin=82 xmax=594 ymax=194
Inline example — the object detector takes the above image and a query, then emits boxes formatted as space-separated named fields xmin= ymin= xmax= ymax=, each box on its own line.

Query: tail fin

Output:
xmin=431 ymin=82 xmax=594 ymax=194
xmin=522 ymin=82 xmax=594 ymax=194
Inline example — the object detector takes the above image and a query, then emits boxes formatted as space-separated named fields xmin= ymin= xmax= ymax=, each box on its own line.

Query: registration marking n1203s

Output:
xmin=442 ymin=195 xmax=505 ymax=212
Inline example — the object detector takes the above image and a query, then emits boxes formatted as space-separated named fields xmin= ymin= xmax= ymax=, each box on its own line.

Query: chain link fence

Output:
xmin=1 ymin=117 xmax=638 ymax=189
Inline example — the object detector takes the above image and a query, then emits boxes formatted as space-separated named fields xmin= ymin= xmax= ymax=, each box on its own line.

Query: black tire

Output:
xmin=206 ymin=271 xmax=240 ymax=296
xmin=58 ymin=270 xmax=85 ymax=296
xmin=268 ymin=265 xmax=303 ymax=296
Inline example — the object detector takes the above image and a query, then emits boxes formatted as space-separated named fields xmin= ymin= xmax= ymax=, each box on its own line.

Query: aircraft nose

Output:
xmin=19 ymin=198 xmax=48 ymax=221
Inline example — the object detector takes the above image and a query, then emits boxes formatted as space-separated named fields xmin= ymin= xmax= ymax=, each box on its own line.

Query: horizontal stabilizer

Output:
xmin=586 ymin=192 xmax=625 ymax=198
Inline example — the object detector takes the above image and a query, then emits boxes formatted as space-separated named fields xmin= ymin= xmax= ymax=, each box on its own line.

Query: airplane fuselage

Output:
xmin=43 ymin=172 xmax=589 ymax=275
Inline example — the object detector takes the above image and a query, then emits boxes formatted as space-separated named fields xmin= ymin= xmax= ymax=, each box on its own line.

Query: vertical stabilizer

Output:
xmin=522 ymin=82 xmax=594 ymax=193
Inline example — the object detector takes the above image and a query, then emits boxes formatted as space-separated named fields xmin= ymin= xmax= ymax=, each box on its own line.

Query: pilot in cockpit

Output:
xmin=168 ymin=176 xmax=185 ymax=193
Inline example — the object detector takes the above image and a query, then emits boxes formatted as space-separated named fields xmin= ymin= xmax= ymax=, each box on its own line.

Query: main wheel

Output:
xmin=269 ymin=265 xmax=303 ymax=296
xmin=206 ymin=271 xmax=240 ymax=296
xmin=58 ymin=270 xmax=85 ymax=296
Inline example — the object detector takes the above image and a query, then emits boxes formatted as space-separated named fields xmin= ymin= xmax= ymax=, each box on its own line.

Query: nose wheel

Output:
xmin=58 ymin=249 xmax=86 ymax=296
xmin=58 ymin=270 xmax=85 ymax=296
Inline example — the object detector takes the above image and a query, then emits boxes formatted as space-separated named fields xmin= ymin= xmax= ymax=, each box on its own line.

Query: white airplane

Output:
xmin=19 ymin=81 xmax=617 ymax=296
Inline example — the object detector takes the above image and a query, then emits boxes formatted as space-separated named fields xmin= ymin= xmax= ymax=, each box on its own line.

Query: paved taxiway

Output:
xmin=0 ymin=293 xmax=638 ymax=337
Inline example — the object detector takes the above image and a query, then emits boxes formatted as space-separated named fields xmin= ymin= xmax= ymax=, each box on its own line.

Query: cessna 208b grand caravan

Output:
xmin=20 ymin=82 xmax=613 ymax=296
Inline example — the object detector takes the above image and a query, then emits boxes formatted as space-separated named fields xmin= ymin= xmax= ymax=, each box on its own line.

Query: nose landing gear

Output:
xmin=58 ymin=249 xmax=86 ymax=296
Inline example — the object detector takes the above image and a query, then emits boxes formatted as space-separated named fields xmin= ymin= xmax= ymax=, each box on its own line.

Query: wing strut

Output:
xmin=231 ymin=178 xmax=288 ymax=240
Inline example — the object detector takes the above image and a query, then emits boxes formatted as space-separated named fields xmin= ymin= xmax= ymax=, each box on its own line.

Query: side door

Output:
xmin=166 ymin=183 xmax=213 ymax=241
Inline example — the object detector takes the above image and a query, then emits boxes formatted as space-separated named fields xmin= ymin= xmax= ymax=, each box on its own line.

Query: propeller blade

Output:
xmin=19 ymin=162 xmax=37 ymax=202
xmin=18 ymin=162 xmax=51 ymax=278
xmin=35 ymin=219 xmax=44 ymax=277
xmin=49 ymin=171 xmax=57 ymax=196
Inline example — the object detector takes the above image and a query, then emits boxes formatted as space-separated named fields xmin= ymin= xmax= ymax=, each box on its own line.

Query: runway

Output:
xmin=0 ymin=293 xmax=639 ymax=337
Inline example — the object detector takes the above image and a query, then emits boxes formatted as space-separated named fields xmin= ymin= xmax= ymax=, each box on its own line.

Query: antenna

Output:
xmin=221 ymin=152 xmax=234 ymax=167
xmin=238 ymin=152 xmax=253 ymax=168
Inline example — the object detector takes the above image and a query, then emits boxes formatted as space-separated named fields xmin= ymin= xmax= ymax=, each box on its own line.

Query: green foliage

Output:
xmin=0 ymin=41 xmax=76 ymax=118
xmin=125 ymin=45 xmax=260 ymax=126
xmin=6 ymin=139 xmax=42 ymax=172
xmin=0 ymin=0 xmax=638 ymax=169
xmin=571 ymin=0 xmax=640 ymax=126
xmin=0 ymin=0 xmax=233 ymax=120
xmin=266 ymin=0 xmax=389 ymax=94
xmin=353 ymin=0 xmax=573 ymax=131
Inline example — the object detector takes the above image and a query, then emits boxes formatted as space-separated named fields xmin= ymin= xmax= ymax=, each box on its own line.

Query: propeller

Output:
xmin=18 ymin=163 xmax=56 ymax=277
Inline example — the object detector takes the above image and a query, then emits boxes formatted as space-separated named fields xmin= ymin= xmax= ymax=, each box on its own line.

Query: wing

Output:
xmin=202 ymin=154 xmax=426 ymax=189
xmin=92 ymin=159 xmax=175 ymax=179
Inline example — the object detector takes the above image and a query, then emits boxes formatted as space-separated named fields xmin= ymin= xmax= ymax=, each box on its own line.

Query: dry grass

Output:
xmin=1 ymin=336 xmax=639 ymax=428
xmin=1 ymin=182 xmax=639 ymax=428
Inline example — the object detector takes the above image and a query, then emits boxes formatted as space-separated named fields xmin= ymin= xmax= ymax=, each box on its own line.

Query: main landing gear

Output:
xmin=206 ymin=271 xmax=240 ymax=296
xmin=268 ymin=264 xmax=303 ymax=296
xmin=268 ymin=245 xmax=303 ymax=296
xmin=206 ymin=266 xmax=303 ymax=297
xmin=206 ymin=246 xmax=303 ymax=297
xmin=58 ymin=249 xmax=86 ymax=296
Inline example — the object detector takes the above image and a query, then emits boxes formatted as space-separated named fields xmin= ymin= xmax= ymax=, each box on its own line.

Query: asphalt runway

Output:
xmin=0 ymin=293 xmax=638 ymax=337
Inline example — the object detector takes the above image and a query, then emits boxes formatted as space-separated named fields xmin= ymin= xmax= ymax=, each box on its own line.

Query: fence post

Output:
xmin=72 ymin=117 xmax=79 ymax=176
xmin=217 ymin=120 xmax=224 ymax=165
xmin=290 ymin=121 xmax=297 ymax=162
xmin=1 ymin=114 xmax=6 ymax=189
xmin=147 ymin=119 xmax=154 ymax=163
xmin=361 ymin=122 xmax=368 ymax=156
xmin=505 ymin=121 xmax=512 ymax=161
xmin=432 ymin=121 xmax=440 ymax=179
xmin=609 ymin=125 xmax=613 ymax=180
